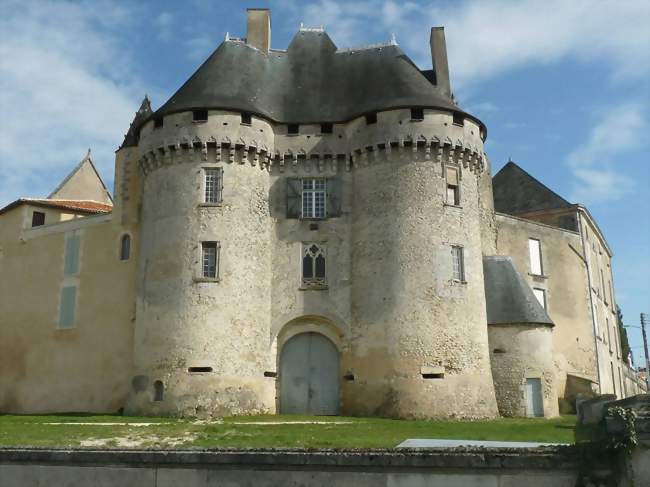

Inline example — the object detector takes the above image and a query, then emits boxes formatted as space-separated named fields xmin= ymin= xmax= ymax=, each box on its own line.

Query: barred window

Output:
xmin=302 ymin=179 xmax=326 ymax=219
xmin=451 ymin=245 xmax=465 ymax=281
xmin=302 ymin=243 xmax=326 ymax=286
xmin=204 ymin=168 xmax=223 ymax=203
xmin=201 ymin=242 xmax=220 ymax=279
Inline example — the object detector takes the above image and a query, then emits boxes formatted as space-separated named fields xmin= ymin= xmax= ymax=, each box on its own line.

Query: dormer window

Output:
xmin=193 ymin=110 xmax=208 ymax=122
xmin=365 ymin=113 xmax=377 ymax=125
xmin=320 ymin=123 xmax=333 ymax=134
xmin=241 ymin=112 xmax=252 ymax=125
xmin=287 ymin=124 xmax=299 ymax=135
xmin=410 ymin=108 xmax=424 ymax=121
xmin=153 ymin=117 xmax=164 ymax=129
xmin=452 ymin=113 xmax=464 ymax=126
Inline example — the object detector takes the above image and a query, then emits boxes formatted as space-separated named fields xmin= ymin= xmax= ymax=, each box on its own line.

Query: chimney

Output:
xmin=430 ymin=27 xmax=451 ymax=98
xmin=247 ymin=8 xmax=271 ymax=53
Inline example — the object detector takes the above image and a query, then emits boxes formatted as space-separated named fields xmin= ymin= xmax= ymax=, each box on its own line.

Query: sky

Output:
xmin=1 ymin=0 xmax=649 ymax=363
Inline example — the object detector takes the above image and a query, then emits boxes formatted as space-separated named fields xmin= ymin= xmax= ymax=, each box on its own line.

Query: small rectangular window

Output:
xmin=153 ymin=117 xmax=163 ymax=128
xmin=193 ymin=110 xmax=208 ymax=122
xmin=201 ymin=242 xmax=220 ymax=279
xmin=302 ymin=243 xmax=326 ymax=287
xmin=58 ymin=286 xmax=77 ymax=329
xmin=64 ymin=233 xmax=81 ymax=276
xmin=204 ymin=168 xmax=223 ymax=203
xmin=287 ymin=124 xmax=299 ymax=135
xmin=451 ymin=245 xmax=465 ymax=281
xmin=528 ymin=238 xmax=543 ymax=276
xmin=445 ymin=167 xmax=460 ymax=205
xmin=410 ymin=108 xmax=424 ymax=121
xmin=533 ymin=288 xmax=546 ymax=310
xmin=320 ymin=123 xmax=333 ymax=134
xmin=32 ymin=211 xmax=45 ymax=227
xmin=365 ymin=113 xmax=377 ymax=125
xmin=241 ymin=112 xmax=252 ymax=125
xmin=301 ymin=179 xmax=327 ymax=219
xmin=452 ymin=113 xmax=464 ymax=126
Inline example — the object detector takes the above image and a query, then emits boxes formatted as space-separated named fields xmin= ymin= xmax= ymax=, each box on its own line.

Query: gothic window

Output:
xmin=32 ymin=211 xmax=45 ymax=227
xmin=201 ymin=242 xmax=220 ymax=279
xmin=120 ymin=234 xmax=131 ymax=261
xmin=302 ymin=179 xmax=326 ymax=219
xmin=451 ymin=245 xmax=465 ymax=282
xmin=302 ymin=243 xmax=326 ymax=287
xmin=445 ymin=166 xmax=460 ymax=205
xmin=204 ymin=168 xmax=223 ymax=203
xmin=528 ymin=238 xmax=543 ymax=276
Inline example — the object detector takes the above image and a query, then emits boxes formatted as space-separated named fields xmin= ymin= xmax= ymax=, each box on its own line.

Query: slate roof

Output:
xmin=0 ymin=198 xmax=113 ymax=216
xmin=483 ymin=256 xmax=554 ymax=326
xmin=492 ymin=161 xmax=572 ymax=215
xmin=120 ymin=96 xmax=153 ymax=149
xmin=151 ymin=31 xmax=484 ymax=129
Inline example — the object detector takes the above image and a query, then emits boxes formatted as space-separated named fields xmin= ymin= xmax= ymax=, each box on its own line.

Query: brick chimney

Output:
xmin=430 ymin=27 xmax=451 ymax=98
xmin=247 ymin=8 xmax=271 ymax=53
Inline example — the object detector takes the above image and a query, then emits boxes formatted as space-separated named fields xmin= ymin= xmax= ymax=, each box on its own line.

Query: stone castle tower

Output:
xmin=120 ymin=9 xmax=499 ymax=419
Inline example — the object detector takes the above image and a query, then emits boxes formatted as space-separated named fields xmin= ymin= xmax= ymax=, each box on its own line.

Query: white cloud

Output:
xmin=566 ymin=103 xmax=648 ymax=203
xmin=0 ymin=0 xmax=146 ymax=206
xmin=155 ymin=12 xmax=174 ymax=41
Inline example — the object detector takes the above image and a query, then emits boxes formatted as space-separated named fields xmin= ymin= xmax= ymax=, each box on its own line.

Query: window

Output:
xmin=241 ymin=112 xmax=252 ymax=125
xmin=410 ymin=108 xmax=424 ymax=121
xmin=192 ymin=109 xmax=208 ymax=122
xmin=302 ymin=243 xmax=326 ymax=286
xmin=120 ymin=234 xmax=131 ymax=261
xmin=301 ymin=179 xmax=326 ymax=219
xmin=533 ymin=288 xmax=546 ymax=310
xmin=204 ymin=168 xmax=223 ymax=203
xmin=287 ymin=124 xmax=299 ymax=135
xmin=201 ymin=242 xmax=220 ymax=279
xmin=64 ymin=233 xmax=81 ymax=276
xmin=601 ymin=270 xmax=607 ymax=304
xmin=320 ymin=123 xmax=333 ymax=134
xmin=153 ymin=117 xmax=163 ymax=128
xmin=365 ymin=113 xmax=377 ymax=125
xmin=609 ymin=280 xmax=614 ymax=306
xmin=188 ymin=367 xmax=213 ymax=373
xmin=607 ymin=318 xmax=613 ymax=352
xmin=451 ymin=245 xmax=465 ymax=281
xmin=452 ymin=112 xmax=464 ymax=126
xmin=445 ymin=166 xmax=460 ymax=205
xmin=32 ymin=211 xmax=45 ymax=227
xmin=528 ymin=238 xmax=543 ymax=276
xmin=58 ymin=286 xmax=77 ymax=329
xmin=153 ymin=380 xmax=164 ymax=401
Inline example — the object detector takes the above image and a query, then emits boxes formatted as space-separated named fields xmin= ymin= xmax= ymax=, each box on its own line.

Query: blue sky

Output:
xmin=1 ymin=0 xmax=648 ymax=361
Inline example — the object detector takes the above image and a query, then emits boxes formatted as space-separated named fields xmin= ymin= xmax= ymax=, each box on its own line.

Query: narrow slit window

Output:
xmin=32 ymin=211 xmax=45 ymax=227
xmin=301 ymin=179 xmax=326 ymax=219
xmin=410 ymin=108 xmax=424 ymax=120
xmin=422 ymin=372 xmax=444 ymax=379
xmin=241 ymin=112 xmax=252 ymax=125
xmin=120 ymin=234 xmax=131 ymax=261
xmin=204 ymin=168 xmax=223 ymax=203
xmin=302 ymin=243 xmax=326 ymax=287
xmin=533 ymin=288 xmax=546 ymax=310
xmin=287 ymin=124 xmax=299 ymax=135
xmin=528 ymin=238 xmax=543 ymax=275
xmin=188 ymin=367 xmax=213 ymax=373
xmin=446 ymin=166 xmax=460 ymax=205
xmin=193 ymin=109 xmax=208 ymax=122
xmin=451 ymin=245 xmax=465 ymax=282
xmin=365 ymin=113 xmax=377 ymax=125
xmin=320 ymin=123 xmax=333 ymax=134
xmin=201 ymin=242 xmax=220 ymax=279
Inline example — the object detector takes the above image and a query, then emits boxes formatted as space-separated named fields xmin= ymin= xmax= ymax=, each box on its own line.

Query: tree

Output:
xmin=617 ymin=305 xmax=631 ymax=365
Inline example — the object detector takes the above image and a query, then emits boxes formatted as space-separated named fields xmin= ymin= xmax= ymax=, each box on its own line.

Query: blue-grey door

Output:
xmin=280 ymin=332 xmax=340 ymax=415
xmin=525 ymin=378 xmax=544 ymax=417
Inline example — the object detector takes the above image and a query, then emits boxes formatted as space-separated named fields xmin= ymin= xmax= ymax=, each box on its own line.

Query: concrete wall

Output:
xmin=488 ymin=324 xmax=558 ymax=417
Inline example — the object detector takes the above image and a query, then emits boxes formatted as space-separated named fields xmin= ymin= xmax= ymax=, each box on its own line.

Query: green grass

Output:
xmin=0 ymin=414 xmax=576 ymax=449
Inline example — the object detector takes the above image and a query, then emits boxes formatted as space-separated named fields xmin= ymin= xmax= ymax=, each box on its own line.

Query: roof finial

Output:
xmin=85 ymin=148 xmax=92 ymax=159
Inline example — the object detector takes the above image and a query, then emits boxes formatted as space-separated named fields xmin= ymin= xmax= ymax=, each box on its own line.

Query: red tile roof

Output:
xmin=0 ymin=198 xmax=113 ymax=215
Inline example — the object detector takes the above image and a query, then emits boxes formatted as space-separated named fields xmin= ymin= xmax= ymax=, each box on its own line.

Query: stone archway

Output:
xmin=279 ymin=332 xmax=340 ymax=415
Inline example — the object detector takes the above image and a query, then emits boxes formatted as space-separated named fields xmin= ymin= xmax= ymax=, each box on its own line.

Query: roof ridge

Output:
xmin=497 ymin=160 xmax=571 ymax=207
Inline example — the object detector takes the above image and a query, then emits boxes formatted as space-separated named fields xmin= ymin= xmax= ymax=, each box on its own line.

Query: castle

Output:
xmin=0 ymin=9 xmax=643 ymax=419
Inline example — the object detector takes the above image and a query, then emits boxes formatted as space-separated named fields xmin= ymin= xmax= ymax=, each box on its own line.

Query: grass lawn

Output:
xmin=0 ymin=414 xmax=576 ymax=449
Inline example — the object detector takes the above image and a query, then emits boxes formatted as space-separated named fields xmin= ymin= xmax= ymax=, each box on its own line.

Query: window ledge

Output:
xmin=192 ymin=120 xmax=208 ymax=124
xmin=193 ymin=277 xmax=221 ymax=283
xmin=299 ymin=284 xmax=328 ymax=291
xmin=240 ymin=123 xmax=252 ymax=127
xmin=410 ymin=118 xmax=424 ymax=122
xmin=451 ymin=279 xmax=467 ymax=285
xmin=444 ymin=203 xmax=463 ymax=209
xmin=528 ymin=273 xmax=549 ymax=279
xmin=452 ymin=122 xmax=464 ymax=127
xmin=198 ymin=203 xmax=223 ymax=208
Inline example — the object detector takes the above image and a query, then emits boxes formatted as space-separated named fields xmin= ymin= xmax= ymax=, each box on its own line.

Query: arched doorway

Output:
xmin=280 ymin=332 xmax=340 ymax=415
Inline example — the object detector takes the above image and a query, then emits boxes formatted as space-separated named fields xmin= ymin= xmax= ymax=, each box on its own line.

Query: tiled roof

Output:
xmin=0 ymin=198 xmax=113 ymax=215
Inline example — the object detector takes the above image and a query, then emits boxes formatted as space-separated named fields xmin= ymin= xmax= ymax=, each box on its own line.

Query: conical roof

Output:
xmin=152 ymin=30 xmax=483 ymax=128
xmin=120 ymin=95 xmax=153 ymax=149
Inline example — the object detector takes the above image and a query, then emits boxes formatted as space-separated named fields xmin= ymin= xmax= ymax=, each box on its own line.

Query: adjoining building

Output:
xmin=0 ymin=8 xmax=642 ymax=419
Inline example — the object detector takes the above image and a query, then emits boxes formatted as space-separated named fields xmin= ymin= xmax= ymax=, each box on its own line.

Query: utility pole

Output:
xmin=642 ymin=313 xmax=649 ymax=390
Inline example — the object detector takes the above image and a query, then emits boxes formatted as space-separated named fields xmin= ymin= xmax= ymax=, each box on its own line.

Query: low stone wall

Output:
xmin=0 ymin=447 xmax=618 ymax=487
